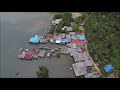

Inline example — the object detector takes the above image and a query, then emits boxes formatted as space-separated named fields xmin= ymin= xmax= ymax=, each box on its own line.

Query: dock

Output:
xmin=72 ymin=62 xmax=87 ymax=77
xmin=38 ymin=51 xmax=46 ymax=58
xmin=33 ymin=54 xmax=39 ymax=59
xmin=72 ymin=52 xmax=85 ymax=62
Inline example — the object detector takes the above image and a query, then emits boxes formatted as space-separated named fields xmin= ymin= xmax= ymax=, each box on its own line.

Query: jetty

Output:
xmin=72 ymin=62 xmax=87 ymax=77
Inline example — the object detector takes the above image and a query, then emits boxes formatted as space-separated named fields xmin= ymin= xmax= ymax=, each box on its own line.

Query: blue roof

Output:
xmin=104 ymin=64 xmax=114 ymax=73
xmin=29 ymin=37 xmax=40 ymax=43
xmin=79 ymin=35 xmax=85 ymax=40
xmin=60 ymin=38 xmax=70 ymax=43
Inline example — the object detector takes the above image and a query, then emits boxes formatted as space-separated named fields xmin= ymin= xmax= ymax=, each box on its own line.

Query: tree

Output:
xmin=36 ymin=66 xmax=49 ymax=78
xmin=53 ymin=13 xmax=63 ymax=20
xmin=83 ymin=12 xmax=120 ymax=75
xmin=73 ymin=23 xmax=79 ymax=31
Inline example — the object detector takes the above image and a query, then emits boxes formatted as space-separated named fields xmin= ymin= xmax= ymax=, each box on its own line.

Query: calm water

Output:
xmin=0 ymin=12 xmax=75 ymax=78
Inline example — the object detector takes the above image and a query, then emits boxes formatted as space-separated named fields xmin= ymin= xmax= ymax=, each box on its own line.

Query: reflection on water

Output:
xmin=0 ymin=12 xmax=75 ymax=78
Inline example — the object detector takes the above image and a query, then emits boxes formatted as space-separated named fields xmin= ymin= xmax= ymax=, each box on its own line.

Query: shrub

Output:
xmin=36 ymin=66 xmax=49 ymax=78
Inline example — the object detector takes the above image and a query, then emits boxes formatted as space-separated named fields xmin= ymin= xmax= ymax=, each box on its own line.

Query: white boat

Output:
xmin=25 ymin=49 xmax=29 ymax=52
xmin=19 ymin=48 xmax=23 ymax=52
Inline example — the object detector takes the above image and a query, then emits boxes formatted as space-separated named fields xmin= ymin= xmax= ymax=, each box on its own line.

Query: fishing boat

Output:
xmin=19 ymin=48 xmax=23 ymax=52
xmin=65 ymin=67 xmax=73 ymax=70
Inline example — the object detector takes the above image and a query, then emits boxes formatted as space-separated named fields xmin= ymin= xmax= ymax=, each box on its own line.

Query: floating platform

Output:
xmin=18 ymin=52 xmax=32 ymax=60
xmin=38 ymin=51 xmax=46 ymax=58
xmin=33 ymin=54 xmax=39 ymax=59
xmin=72 ymin=62 xmax=87 ymax=77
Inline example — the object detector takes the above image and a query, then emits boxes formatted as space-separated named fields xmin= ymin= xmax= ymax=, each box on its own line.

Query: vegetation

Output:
xmin=73 ymin=22 xmax=80 ymax=31
xmin=49 ymin=12 xmax=74 ymax=34
xmin=83 ymin=12 xmax=120 ymax=77
xmin=36 ymin=66 xmax=49 ymax=78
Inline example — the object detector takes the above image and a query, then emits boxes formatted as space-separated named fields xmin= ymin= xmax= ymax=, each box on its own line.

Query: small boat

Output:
xmin=47 ymin=53 xmax=51 ymax=59
xmin=65 ymin=67 xmax=73 ymax=70
xmin=25 ymin=49 xmax=29 ymax=52
xmin=19 ymin=48 xmax=23 ymax=52
xmin=16 ymin=72 xmax=19 ymax=76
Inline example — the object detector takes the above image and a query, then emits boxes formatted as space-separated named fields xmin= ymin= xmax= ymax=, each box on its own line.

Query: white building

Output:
xmin=51 ymin=18 xmax=62 ymax=25
xmin=71 ymin=12 xmax=82 ymax=19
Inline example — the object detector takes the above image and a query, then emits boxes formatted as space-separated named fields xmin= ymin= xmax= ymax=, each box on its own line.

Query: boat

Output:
xmin=19 ymin=48 xmax=23 ymax=52
xmin=47 ymin=52 xmax=51 ymax=59
xmin=25 ymin=49 xmax=29 ymax=52
xmin=44 ymin=47 xmax=51 ymax=50
xmin=65 ymin=67 xmax=73 ymax=70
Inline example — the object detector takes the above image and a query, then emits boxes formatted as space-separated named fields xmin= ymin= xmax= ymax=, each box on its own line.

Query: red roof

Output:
xmin=71 ymin=39 xmax=87 ymax=44
xmin=46 ymin=34 xmax=54 ymax=39
xmin=24 ymin=53 xmax=32 ymax=60
xmin=31 ymin=48 xmax=36 ymax=53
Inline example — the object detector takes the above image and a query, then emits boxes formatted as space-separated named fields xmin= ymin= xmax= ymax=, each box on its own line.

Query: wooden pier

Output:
xmin=38 ymin=51 xmax=46 ymax=58
xmin=72 ymin=62 xmax=87 ymax=77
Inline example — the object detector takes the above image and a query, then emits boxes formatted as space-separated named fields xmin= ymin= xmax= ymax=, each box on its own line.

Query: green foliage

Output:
xmin=50 ymin=12 xmax=74 ymax=34
xmin=48 ymin=27 xmax=54 ymax=34
xmin=73 ymin=22 xmax=79 ymax=31
xmin=53 ymin=13 xmax=63 ymax=19
xmin=36 ymin=66 xmax=49 ymax=78
xmin=83 ymin=12 xmax=120 ymax=74
xmin=62 ymin=12 xmax=74 ymax=26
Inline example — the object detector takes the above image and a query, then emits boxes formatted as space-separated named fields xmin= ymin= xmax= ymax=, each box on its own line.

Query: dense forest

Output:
xmin=83 ymin=12 xmax=120 ymax=76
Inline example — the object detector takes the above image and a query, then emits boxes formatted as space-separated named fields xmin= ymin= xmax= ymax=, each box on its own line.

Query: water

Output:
xmin=0 ymin=12 xmax=75 ymax=78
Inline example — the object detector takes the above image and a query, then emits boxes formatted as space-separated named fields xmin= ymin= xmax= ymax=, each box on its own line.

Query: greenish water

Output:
xmin=0 ymin=12 xmax=75 ymax=78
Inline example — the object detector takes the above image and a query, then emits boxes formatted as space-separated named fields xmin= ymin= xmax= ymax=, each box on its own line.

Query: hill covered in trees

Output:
xmin=83 ymin=12 xmax=120 ymax=76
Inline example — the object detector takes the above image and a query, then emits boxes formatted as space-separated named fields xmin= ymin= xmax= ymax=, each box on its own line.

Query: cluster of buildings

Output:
xmin=18 ymin=48 xmax=46 ymax=60
xmin=18 ymin=12 xmax=100 ymax=78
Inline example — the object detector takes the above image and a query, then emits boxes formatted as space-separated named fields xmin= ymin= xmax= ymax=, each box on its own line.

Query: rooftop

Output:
xmin=72 ymin=62 xmax=87 ymax=77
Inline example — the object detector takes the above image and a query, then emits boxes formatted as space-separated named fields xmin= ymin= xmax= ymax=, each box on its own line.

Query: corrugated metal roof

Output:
xmin=29 ymin=37 xmax=40 ymax=43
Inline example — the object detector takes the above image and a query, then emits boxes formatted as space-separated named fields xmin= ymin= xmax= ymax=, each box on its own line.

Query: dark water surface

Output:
xmin=0 ymin=12 xmax=75 ymax=78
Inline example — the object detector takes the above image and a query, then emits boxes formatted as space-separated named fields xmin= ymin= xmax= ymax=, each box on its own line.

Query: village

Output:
xmin=17 ymin=12 xmax=115 ymax=78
